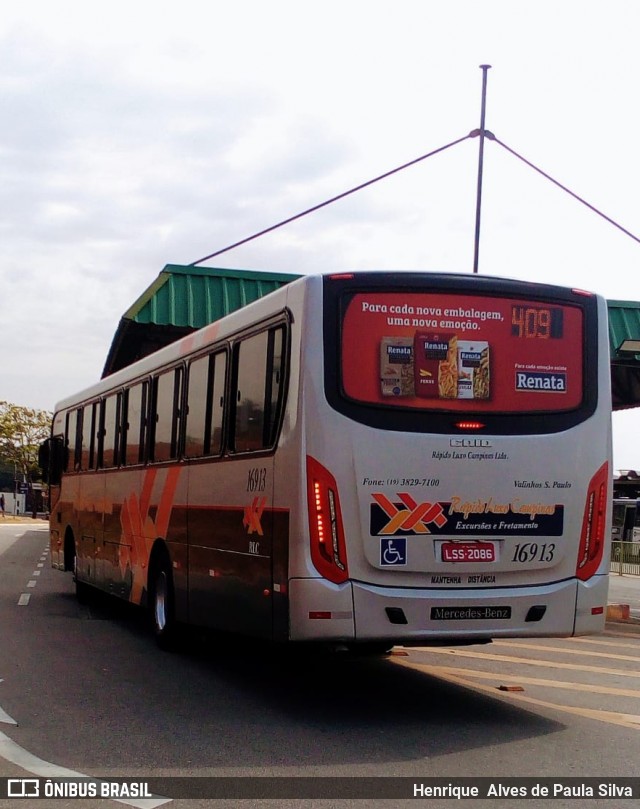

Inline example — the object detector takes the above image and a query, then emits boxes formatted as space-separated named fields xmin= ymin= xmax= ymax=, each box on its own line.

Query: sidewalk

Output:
xmin=0 ymin=515 xmax=48 ymax=524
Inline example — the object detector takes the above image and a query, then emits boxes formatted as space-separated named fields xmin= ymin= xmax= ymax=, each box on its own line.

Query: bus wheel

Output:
xmin=149 ymin=555 xmax=177 ymax=651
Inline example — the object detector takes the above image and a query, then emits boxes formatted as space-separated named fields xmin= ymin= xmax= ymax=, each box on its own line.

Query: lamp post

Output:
xmin=473 ymin=64 xmax=491 ymax=274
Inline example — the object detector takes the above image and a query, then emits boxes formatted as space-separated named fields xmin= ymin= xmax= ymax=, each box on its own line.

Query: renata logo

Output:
xmin=515 ymin=371 xmax=567 ymax=392
xmin=370 ymin=493 xmax=447 ymax=535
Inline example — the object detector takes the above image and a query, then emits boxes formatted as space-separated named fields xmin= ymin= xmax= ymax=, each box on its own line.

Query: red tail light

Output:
xmin=454 ymin=420 xmax=486 ymax=431
xmin=306 ymin=455 xmax=349 ymax=584
xmin=576 ymin=461 xmax=609 ymax=581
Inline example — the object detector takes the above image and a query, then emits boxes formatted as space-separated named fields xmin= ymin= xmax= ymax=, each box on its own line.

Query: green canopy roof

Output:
xmin=102 ymin=264 xmax=300 ymax=377
xmin=608 ymin=300 xmax=640 ymax=411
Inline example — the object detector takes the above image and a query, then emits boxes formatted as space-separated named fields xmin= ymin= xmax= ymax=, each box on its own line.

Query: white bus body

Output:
xmin=46 ymin=272 xmax=612 ymax=648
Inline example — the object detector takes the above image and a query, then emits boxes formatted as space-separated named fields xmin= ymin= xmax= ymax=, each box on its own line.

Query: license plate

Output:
xmin=440 ymin=541 xmax=496 ymax=562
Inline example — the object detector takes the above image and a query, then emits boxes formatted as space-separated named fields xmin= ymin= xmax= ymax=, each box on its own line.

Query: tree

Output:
xmin=0 ymin=401 xmax=52 ymax=482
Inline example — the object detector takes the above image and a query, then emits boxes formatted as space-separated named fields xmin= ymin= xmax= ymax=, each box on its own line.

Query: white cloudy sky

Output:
xmin=3 ymin=1 xmax=640 ymax=469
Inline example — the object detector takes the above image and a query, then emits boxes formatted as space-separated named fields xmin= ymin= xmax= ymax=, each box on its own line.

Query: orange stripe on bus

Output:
xmin=155 ymin=467 xmax=181 ymax=538
xmin=140 ymin=468 xmax=158 ymax=520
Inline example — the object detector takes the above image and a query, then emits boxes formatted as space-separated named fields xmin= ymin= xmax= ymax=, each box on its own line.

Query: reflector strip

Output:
xmin=308 ymin=611 xmax=353 ymax=620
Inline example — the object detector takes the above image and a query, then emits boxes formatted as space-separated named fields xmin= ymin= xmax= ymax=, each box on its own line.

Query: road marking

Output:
xmin=0 ymin=705 xmax=17 ymax=725
xmin=492 ymin=639 xmax=640 ymax=663
xmin=32 ymin=571 xmax=41 ymax=577
xmin=0 ymin=730 xmax=171 ymax=807
xmin=26 ymin=581 xmax=36 ymax=589
xmin=17 ymin=595 xmax=30 ymax=606
xmin=406 ymin=662 xmax=640 ymax=699
xmin=568 ymin=635 xmax=640 ymax=649
xmin=394 ymin=658 xmax=640 ymax=730
xmin=404 ymin=645 xmax=640 ymax=678
xmin=0 ymin=689 xmax=17 ymax=726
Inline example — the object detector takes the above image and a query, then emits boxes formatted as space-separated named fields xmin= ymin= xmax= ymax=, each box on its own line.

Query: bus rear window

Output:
xmin=341 ymin=291 xmax=584 ymax=413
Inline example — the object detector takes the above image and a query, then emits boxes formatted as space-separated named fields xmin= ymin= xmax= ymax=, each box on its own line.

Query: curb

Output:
xmin=607 ymin=604 xmax=630 ymax=621
xmin=606 ymin=604 xmax=640 ymax=632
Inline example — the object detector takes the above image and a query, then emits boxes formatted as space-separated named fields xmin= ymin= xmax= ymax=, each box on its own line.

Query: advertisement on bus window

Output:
xmin=341 ymin=292 xmax=584 ymax=412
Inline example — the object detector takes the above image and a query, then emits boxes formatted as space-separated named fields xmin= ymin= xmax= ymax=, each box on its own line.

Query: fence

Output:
xmin=611 ymin=541 xmax=640 ymax=575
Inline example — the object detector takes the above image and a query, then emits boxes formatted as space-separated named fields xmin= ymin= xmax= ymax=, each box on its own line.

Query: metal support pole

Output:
xmin=473 ymin=64 xmax=491 ymax=274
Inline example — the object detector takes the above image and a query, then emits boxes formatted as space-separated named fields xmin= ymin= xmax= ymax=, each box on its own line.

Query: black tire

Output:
xmin=149 ymin=554 xmax=177 ymax=651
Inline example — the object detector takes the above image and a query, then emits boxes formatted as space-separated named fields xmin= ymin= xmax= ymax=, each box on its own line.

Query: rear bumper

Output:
xmin=288 ymin=575 xmax=608 ymax=642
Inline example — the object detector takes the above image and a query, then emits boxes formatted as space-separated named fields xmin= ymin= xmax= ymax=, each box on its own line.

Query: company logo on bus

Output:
xmin=370 ymin=493 xmax=447 ymax=536
xmin=450 ymin=438 xmax=493 ymax=448
xmin=243 ymin=496 xmax=267 ymax=535
xmin=370 ymin=493 xmax=565 ymax=537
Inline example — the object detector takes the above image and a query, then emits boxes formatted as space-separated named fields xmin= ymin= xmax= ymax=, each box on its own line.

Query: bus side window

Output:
xmin=265 ymin=326 xmax=285 ymax=446
xmin=151 ymin=368 xmax=183 ymax=463
xmin=232 ymin=326 xmax=285 ymax=453
xmin=185 ymin=355 xmax=209 ymax=457
xmin=64 ymin=410 xmax=77 ymax=472
xmin=125 ymin=383 xmax=145 ymax=465
xmin=233 ymin=331 xmax=269 ymax=453
xmin=115 ymin=391 xmax=126 ymax=467
xmin=80 ymin=403 xmax=96 ymax=471
xmin=100 ymin=395 xmax=118 ymax=468
xmin=64 ymin=408 xmax=84 ymax=472
xmin=185 ymin=350 xmax=227 ymax=458
xmin=73 ymin=408 xmax=83 ymax=471
xmin=209 ymin=351 xmax=227 ymax=455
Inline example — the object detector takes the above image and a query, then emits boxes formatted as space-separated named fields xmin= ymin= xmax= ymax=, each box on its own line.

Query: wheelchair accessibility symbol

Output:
xmin=380 ymin=537 xmax=407 ymax=566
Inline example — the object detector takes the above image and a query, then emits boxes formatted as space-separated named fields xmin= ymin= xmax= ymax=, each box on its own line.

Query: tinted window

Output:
xmin=266 ymin=327 xmax=285 ymax=446
xmin=64 ymin=409 xmax=79 ymax=472
xmin=100 ymin=395 xmax=118 ymax=468
xmin=80 ymin=403 xmax=96 ymax=470
xmin=210 ymin=352 xmax=226 ymax=454
xmin=125 ymin=383 xmax=146 ymax=465
xmin=152 ymin=369 xmax=182 ymax=462
xmin=185 ymin=355 xmax=209 ymax=457
xmin=233 ymin=326 xmax=285 ymax=453
xmin=234 ymin=332 xmax=269 ymax=453
xmin=185 ymin=351 xmax=227 ymax=458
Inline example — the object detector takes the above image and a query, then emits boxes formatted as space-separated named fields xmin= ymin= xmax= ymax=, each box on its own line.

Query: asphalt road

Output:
xmin=1 ymin=524 xmax=639 ymax=809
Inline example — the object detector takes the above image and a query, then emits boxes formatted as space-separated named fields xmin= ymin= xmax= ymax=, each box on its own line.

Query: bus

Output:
xmin=41 ymin=271 xmax=612 ymax=651
xmin=611 ymin=498 xmax=640 ymax=561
